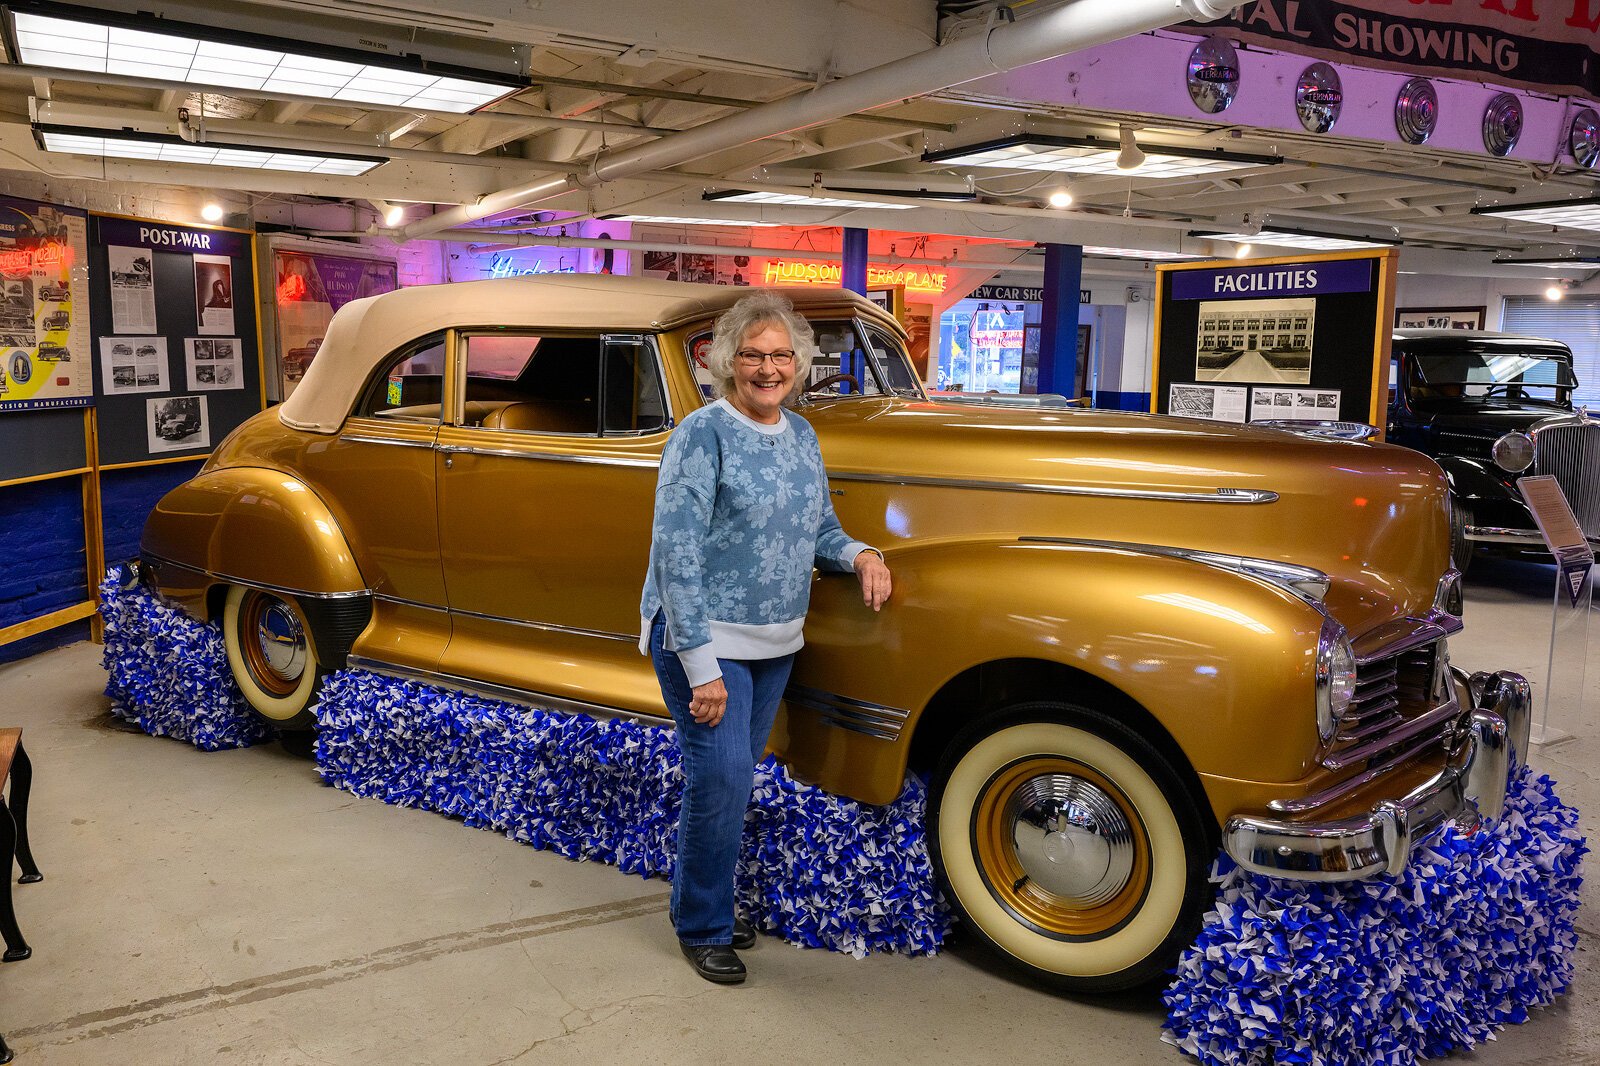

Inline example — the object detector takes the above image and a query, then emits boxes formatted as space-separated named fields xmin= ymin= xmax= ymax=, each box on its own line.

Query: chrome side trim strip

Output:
xmin=1018 ymin=537 xmax=1329 ymax=603
xmin=372 ymin=593 xmax=449 ymax=614
xmin=438 ymin=445 xmax=659 ymax=468
xmin=346 ymin=654 xmax=673 ymax=728
xmin=447 ymin=605 xmax=637 ymax=643
xmin=784 ymin=682 xmax=909 ymax=741
xmin=828 ymin=470 xmax=1277 ymax=505
xmin=339 ymin=434 xmax=436 ymax=449
xmin=141 ymin=552 xmax=370 ymax=601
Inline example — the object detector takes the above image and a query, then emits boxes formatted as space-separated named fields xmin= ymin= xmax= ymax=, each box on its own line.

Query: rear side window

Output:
xmin=357 ymin=333 xmax=445 ymax=422
xmin=461 ymin=333 xmax=667 ymax=436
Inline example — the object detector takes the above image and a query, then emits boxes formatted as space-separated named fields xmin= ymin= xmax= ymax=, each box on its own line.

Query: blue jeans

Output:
xmin=649 ymin=612 xmax=795 ymax=945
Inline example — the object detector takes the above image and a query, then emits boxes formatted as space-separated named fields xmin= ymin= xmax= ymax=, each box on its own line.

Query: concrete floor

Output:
xmin=2 ymin=556 xmax=1599 ymax=1064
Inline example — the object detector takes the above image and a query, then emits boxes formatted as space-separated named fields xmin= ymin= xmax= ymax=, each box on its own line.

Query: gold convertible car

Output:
xmin=140 ymin=275 xmax=1530 ymax=992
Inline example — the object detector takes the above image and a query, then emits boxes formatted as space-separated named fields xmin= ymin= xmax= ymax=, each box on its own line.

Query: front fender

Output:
xmin=780 ymin=538 xmax=1326 ymax=804
xmin=140 ymin=466 xmax=366 ymax=613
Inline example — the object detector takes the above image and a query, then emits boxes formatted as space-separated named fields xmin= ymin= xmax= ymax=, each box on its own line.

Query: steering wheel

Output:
xmin=804 ymin=372 xmax=861 ymax=396
xmin=1481 ymin=383 xmax=1516 ymax=398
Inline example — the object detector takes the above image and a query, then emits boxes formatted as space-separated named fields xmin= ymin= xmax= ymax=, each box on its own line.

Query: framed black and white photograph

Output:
xmin=1395 ymin=306 xmax=1485 ymax=330
xmin=146 ymin=394 xmax=210 ymax=453
xmin=1195 ymin=298 xmax=1315 ymax=384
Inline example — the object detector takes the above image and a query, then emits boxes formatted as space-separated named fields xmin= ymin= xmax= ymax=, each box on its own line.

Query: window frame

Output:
xmin=449 ymin=327 xmax=674 ymax=438
xmin=352 ymin=329 xmax=450 ymax=425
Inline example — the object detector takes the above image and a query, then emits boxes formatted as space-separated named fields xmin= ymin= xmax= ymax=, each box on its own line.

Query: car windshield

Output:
xmin=685 ymin=317 xmax=925 ymax=402
xmin=1412 ymin=349 xmax=1577 ymax=402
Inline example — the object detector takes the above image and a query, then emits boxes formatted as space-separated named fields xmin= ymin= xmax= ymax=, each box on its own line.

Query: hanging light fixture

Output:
xmin=1116 ymin=125 xmax=1147 ymax=172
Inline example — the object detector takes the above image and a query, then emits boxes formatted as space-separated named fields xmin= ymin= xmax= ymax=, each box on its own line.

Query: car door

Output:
xmin=434 ymin=330 xmax=674 ymax=717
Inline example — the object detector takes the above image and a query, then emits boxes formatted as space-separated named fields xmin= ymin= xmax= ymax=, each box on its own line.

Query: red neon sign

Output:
xmin=761 ymin=259 xmax=948 ymax=294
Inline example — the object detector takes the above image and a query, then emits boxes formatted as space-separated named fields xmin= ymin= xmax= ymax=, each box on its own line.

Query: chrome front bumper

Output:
xmin=1222 ymin=670 xmax=1532 ymax=882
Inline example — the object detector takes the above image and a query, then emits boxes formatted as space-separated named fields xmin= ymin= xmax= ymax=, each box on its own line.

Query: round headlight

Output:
xmin=1316 ymin=621 xmax=1357 ymax=741
xmin=1492 ymin=431 xmax=1534 ymax=473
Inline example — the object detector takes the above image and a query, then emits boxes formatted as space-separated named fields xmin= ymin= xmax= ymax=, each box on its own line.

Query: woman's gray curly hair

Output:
xmin=704 ymin=291 xmax=818 ymax=400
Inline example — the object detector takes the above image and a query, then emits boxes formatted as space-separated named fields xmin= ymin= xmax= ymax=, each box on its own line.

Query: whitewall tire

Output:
xmin=928 ymin=703 xmax=1212 ymax=992
xmin=221 ymin=584 xmax=323 ymax=730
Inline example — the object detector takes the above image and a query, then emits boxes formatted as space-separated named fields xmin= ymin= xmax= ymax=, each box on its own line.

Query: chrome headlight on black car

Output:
xmin=1316 ymin=617 xmax=1357 ymax=741
xmin=1492 ymin=430 xmax=1534 ymax=473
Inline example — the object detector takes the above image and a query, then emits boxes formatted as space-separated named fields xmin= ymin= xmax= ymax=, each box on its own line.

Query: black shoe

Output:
xmin=733 ymin=916 xmax=757 ymax=950
xmin=680 ymin=941 xmax=746 ymax=984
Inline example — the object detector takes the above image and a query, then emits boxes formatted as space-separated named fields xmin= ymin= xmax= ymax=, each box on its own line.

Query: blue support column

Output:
xmin=841 ymin=227 xmax=868 ymax=295
xmin=1037 ymin=243 xmax=1083 ymax=397
xmin=840 ymin=228 xmax=869 ymax=391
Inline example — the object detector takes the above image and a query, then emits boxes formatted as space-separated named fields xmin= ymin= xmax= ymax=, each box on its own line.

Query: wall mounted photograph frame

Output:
xmin=1395 ymin=305 xmax=1486 ymax=330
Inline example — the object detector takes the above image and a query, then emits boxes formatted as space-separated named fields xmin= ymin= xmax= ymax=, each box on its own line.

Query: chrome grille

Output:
xmin=1533 ymin=423 xmax=1600 ymax=537
xmin=1321 ymin=642 xmax=1444 ymax=771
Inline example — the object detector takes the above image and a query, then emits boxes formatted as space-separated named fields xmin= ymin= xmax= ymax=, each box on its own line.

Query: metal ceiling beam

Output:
xmin=401 ymin=0 xmax=1244 ymax=240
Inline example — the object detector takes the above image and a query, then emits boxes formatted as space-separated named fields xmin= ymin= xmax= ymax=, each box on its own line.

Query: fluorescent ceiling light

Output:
xmin=5 ymin=2 xmax=521 ymax=113
xmin=1471 ymin=197 xmax=1600 ymax=233
xmin=705 ymin=190 xmax=917 ymax=211
xmin=1491 ymin=256 xmax=1600 ymax=269
xmin=1083 ymin=245 xmax=1202 ymax=260
xmin=36 ymin=125 xmax=383 ymax=175
xmin=1194 ymin=227 xmax=1396 ymax=251
xmin=923 ymin=134 xmax=1280 ymax=179
xmin=605 ymin=214 xmax=781 ymax=227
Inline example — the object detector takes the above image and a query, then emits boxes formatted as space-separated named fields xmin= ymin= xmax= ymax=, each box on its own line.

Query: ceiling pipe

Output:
xmin=401 ymin=0 xmax=1245 ymax=241
xmin=307 ymin=228 xmax=1044 ymax=272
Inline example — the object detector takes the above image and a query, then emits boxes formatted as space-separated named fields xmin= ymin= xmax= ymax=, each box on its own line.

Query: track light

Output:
xmin=1047 ymin=187 xmax=1073 ymax=208
xmin=369 ymin=199 xmax=405 ymax=227
xmin=200 ymin=201 xmax=223 ymax=222
xmin=1116 ymin=126 xmax=1146 ymax=172
xmin=1547 ymin=283 xmax=1567 ymax=301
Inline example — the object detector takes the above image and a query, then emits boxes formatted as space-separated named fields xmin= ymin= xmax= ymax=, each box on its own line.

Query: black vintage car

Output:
xmin=1388 ymin=329 xmax=1599 ymax=570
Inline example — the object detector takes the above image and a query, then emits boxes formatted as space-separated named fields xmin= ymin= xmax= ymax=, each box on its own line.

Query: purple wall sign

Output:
xmin=1169 ymin=258 xmax=1374 ymax=302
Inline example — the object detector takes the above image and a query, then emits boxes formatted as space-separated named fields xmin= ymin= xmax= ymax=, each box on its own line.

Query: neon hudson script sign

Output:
xmin=761 ymin=260 xmax=948 ymax=294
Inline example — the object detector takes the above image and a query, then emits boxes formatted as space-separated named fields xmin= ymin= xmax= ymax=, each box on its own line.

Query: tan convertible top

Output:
xmin=279 ymin=274 xmax=901 ymax=434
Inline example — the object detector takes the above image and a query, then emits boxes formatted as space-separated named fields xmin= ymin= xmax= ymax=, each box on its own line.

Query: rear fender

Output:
xmin=140 ymin=466 xmax=366 ymax=617
xmin=779 ymin=538 xmax=1326 ymax=804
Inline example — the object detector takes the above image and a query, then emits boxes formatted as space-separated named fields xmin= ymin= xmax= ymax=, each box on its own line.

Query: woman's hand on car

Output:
xmin=855 ymin=551 xmax=893 ymax=611
xmin=689 ymin=677 xmax=728 ymax=726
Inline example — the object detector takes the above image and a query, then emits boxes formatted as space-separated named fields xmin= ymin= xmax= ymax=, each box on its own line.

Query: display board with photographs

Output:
xmin=1153 ymin=251 xmax=1395 ymax=430
xmin=260 ymin=237 xmax=397 ymax=401
xmin=88 ymin=215 xmax=262 ymax=465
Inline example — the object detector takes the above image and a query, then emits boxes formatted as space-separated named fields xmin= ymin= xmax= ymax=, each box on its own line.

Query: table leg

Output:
xmin=0 ymin=799 xmax=29 ymax=963
xmin=8 ymin=745 xmax=39 ymax=884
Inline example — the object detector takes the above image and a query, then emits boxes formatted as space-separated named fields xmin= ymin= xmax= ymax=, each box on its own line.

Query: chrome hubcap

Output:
xmin=1007 ymin=773 xmax=1136 ymax=907
xmin=256 ymin=602 xmax=307 ymax=682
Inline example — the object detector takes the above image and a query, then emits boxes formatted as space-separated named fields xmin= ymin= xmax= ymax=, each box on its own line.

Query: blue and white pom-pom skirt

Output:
xmin=99 ymin=564 xmax=1584 ymax=1064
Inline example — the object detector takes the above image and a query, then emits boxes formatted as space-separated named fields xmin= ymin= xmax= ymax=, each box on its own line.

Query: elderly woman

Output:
xmin=639 ymin=291 xmax=892 ymax=984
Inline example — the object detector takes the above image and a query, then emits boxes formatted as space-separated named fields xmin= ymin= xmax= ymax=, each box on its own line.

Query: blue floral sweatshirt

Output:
xmin=639 ymin=398 xmax=873 ymax=686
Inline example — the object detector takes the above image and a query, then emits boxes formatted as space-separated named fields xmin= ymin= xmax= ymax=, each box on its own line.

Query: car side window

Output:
xmin=463 ymin=333 xmax=599 ymax=435
xmin=602 ymin=337 xmax=669 ymax=434
xmin=357 ymin=333 xmax=445 ymax=422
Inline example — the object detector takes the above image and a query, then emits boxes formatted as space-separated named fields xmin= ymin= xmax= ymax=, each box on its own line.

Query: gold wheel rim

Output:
xmin=972 ymin=757 xmax=1151 ymax=939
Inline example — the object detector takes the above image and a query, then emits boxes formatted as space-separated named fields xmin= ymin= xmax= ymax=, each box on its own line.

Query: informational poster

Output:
xmin=0 ymin=196 xmax=91 ymax=412
xmin=1153 ymin=252 xmax=1393 ymax=431
xmin=108 ymin=244 xmax=156 ymax=333
xmin=99 ymin=336 xmax=168 ymax=395
xmin=194 ymin=253 xmax=235 ymax=335
xmin=146 ymin=394 xmax=209 ymax=453
xmin=1250 ymin=387 xmax=1342 ymax=421
xmin=1169 ymin=382 xmax=1248 ymax=423
xmin=274 ymin=249 xmax=398 ymax=397
xmin=184 ymin=337 xmax=243 ymax=391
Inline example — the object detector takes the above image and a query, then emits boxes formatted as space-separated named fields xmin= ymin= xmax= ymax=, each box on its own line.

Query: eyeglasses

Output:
xmin=735 ymin=349 xmax=796 ymax=367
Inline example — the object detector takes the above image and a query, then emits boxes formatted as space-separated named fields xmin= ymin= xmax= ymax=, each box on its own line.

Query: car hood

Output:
xmin=801 ymin=397 xmax=1450 ymax=635
xmin=1412 ymin=402 xmax=1580 ymax=434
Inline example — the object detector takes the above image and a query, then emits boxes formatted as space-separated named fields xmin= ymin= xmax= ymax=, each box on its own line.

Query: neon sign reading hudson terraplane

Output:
xmin=762 ymin=260 xmax=948 ymax=293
